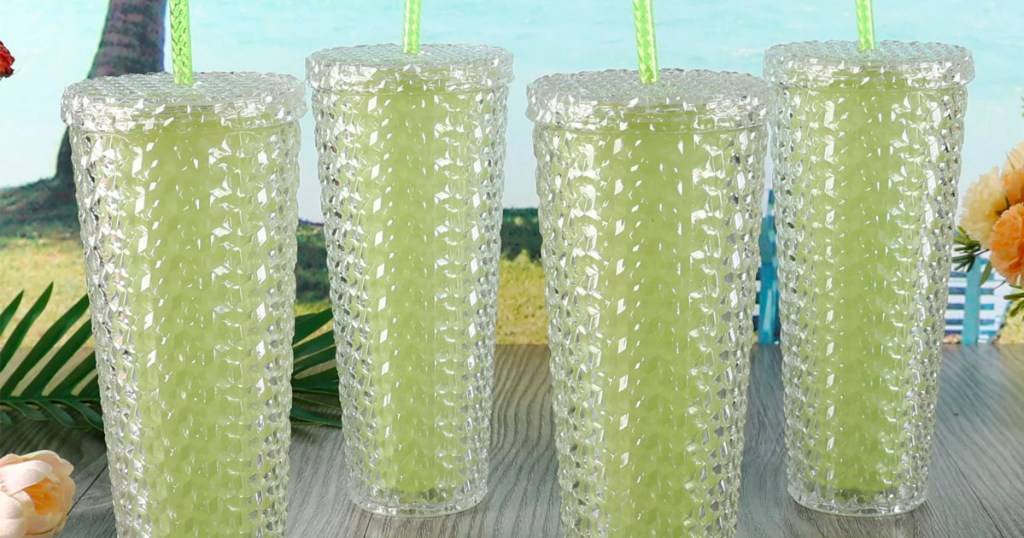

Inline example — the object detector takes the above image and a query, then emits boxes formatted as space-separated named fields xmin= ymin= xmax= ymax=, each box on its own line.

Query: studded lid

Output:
xmin=306 ymin=43 xmax=514 ymax=94
xmin=526 ymin=69 xmax=772 ymax=132
xmin=61 ymin=71 xmax=306 ymax=133
xmin=763 ymin=40 xmax=974 ymax=90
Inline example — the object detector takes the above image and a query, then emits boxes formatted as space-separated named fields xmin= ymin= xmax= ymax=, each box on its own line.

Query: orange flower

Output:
xmin=1004 ymin=167 xmax=1024 ymax=206
xmin=1004 ymin=142 xmax=1024 ymax=205
xmin=990 ymin=204 xmax=1024 ymax=287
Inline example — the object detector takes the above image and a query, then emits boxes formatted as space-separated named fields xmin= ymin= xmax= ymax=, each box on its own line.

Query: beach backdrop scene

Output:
xmin=2 ymin=0 xmax=1023 ymax=343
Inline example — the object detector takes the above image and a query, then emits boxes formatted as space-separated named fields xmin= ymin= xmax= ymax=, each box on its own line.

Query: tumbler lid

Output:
xmin=61 ymin=72 xmax=307 ymax=132
xmin=763 ymin=40 xmax=974 ymax=90
xmin=526 ymin=69 xmax=772 ymax=132
xmin=306 ymin=44 xmax=514 ymax=94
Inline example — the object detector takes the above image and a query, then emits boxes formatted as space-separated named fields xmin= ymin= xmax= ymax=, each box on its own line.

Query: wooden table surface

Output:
xmin=3 ymin=345 xmax=1023 ymax=537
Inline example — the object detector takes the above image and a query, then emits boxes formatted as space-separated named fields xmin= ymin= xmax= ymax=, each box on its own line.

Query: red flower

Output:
xmin=0 ymin=41 xmax=14 ymax=78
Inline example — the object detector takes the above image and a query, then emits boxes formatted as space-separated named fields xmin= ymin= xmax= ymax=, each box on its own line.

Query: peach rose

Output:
xmin=0 ymin=452 xmax=75 ymax=538
xmin=990 ymin=204 xmax=1024 ymax=287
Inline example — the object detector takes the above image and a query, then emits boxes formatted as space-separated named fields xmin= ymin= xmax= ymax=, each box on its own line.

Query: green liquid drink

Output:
xmin=307 ymin=44 xmax=512 ymax=516
xmin=529 ymin=70 xmax=770 ymax=537
xmin=62 ymin=73 xmax=305 ymax=536
xmin=765 ymin=41 xmax=974 ymax=515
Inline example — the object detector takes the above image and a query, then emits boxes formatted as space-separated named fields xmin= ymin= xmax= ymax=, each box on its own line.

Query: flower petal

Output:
xmin=21 ymin=453 xmax=72 ymax=481
xmin=0 ymin=461 xmax=52 ymax=495
xmin=0 ymin=455 xmax=24 ymax=468
xmin=0 ymin=492 xmax=27 ymax=538
xmin=1006 ymin=141 xmax=1024 ymax=172
xmin=960 ymin=167 xmax=1008 ymax=248
xmin=0 ymin=493 xmax=23 ymax=519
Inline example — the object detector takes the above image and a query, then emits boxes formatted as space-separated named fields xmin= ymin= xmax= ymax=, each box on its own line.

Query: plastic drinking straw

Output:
xmin=633 ymin=0 xmax=659 ymax=84
xmin=169 ymin=0 xmax=194 ymax=85
xmin=855 ymin=0 xmax=876 ymax=51
xmin=404 ymin=0 xmax=422 ymax=54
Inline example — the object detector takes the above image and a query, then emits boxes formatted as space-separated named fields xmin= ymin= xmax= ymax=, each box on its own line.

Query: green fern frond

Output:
xmin=290 ymin=308 xmax=340 ymax=427
xmin=0 ymin=286 xmax=102 ymax=429
xmin=0 ymin=287 xmax=341 ymax=430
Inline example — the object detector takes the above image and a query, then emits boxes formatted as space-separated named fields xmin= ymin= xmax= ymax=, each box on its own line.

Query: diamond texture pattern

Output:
xmin=307 ymin=45 xmax=511 ymax=516
xmin=765 ymin=41 xmax=973 ymax=516
xmin=529 ymin=70 xmax=769 ymax=537
xmin=63 ymin=72 xmax=304 ymax=537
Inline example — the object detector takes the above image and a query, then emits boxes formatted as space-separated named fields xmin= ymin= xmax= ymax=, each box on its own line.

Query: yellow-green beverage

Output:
xmin=529 ymin=69 xmax=770 ymax=537
xmin=62 ymin=72 xmax=305 ymax=536
xmin=307 ymin=44 xmax=512 ymax=516
xmin=765 ymin=41 xmax=974 ymax=515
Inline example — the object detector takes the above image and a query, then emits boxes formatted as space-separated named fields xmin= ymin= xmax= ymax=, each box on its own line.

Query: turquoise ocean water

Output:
xmin=1 ymin=0 xmax=1022 ymax=220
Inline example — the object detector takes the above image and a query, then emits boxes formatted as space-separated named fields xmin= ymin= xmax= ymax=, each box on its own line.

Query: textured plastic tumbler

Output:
xmin=62 ymin=72 xmax=305 ymax=536
xmin=765 ymin=41 xmax=974 ymax=515
xmin=528 ymin=69 xmax=771 ymax=536
xmin=306 ymin=44 xmax=512 ymax=516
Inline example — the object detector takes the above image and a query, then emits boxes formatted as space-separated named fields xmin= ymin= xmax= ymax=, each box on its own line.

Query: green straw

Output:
xmin=404 ymin=0 xmax=422 ymax=54
xmin=633 ymin=0 xmax=659 ymax=84
xmin=169 ymin=0 xmax=194 ymax=85
xmin=855 ymin=0 xmax=876 ymax=51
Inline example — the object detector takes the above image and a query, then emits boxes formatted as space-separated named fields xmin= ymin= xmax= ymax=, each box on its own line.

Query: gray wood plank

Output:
xmin=64 ymin=458 xmax=116 ymax=537
xmin=0 ymin=418 xmax=107 ymax=507
xmin=4 ymin=345 xmax=1022 ymax=537
xmin=931 ymin=345 xmax=1024 ymax=536
xmin=284 ymin=424 xmax=364 ymax=537
xmin=337 ymin=345 xmax=560 ymax=538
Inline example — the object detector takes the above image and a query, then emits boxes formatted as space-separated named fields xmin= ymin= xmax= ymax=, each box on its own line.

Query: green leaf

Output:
xmin=24 ymin=320 xmax=94 ymax=396
xmin=57 ymin=399 xmax=104 ymax=430
xmin=294 ymin=347 xmax=336 ymax=376
xmin=1010 ymin=298 xmax=1024 ymax=318
xmin=0 ymin=284 xmax=53 ymax=377
xmin=51 ymin=351 xmax=99 ymax=396
xmin=292 ymin=331 xmax=334 ymax=360
xmin=0 ymin=291 xmax=24 ymax=341
xmin=37 ymin=401 xmax=76 ymax=428
xmin=289 ymin=404 xmax=341 ymax=427
xmin=2 ymin=286 xmax=341 ymax=431
xmin=292 ymin=394 xmax=338 ymax=409
xmin=293 ymin=309 xmax=332 ymax=344
xmin=1 ymin=289 xmax=101 ymax=430
xmin=293 ymin=368 xmax=338 ymax=389
xmin=5 ymin=400 xmax=46 ymax=421
xmin=980 ymin=261 xmax=994 ymax=284
xmin=15 ymin=297 xmax=91 ymax=396
xmin=289 ymin=386 xmax=337 ymax=397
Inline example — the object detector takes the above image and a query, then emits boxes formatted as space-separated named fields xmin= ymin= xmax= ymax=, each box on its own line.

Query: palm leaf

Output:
xmin=289 ymin=308 xmax=341 ymax=427
xmin=0 ymin=287 xmax=101 ymax=430
xmin=0 ymin=284 xmax=53 ymax=371
xmin=0 ymin=290 xmax=24 ymax=340
xmin=0 ymin=287 xmax=342 ymax=430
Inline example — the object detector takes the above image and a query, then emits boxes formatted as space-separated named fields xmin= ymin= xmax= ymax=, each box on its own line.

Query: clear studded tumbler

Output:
xmin=306 ymin=44 xmax=512 ymax=516
xmin=61 ymin=72 xmax=305 ymax=536
xmin=528 ymin=70 xmax=771 ymax=537
xmin=765 ymin=41 xmax=974 ymax=516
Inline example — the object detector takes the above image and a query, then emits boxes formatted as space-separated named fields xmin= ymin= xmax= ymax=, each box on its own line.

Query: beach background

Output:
xmin=2 ymin=0 xmax=1023 ymax=343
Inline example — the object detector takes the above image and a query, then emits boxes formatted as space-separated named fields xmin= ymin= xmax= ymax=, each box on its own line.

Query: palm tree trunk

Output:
xmin=53 ymin=0 xmax=167 ymax=183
